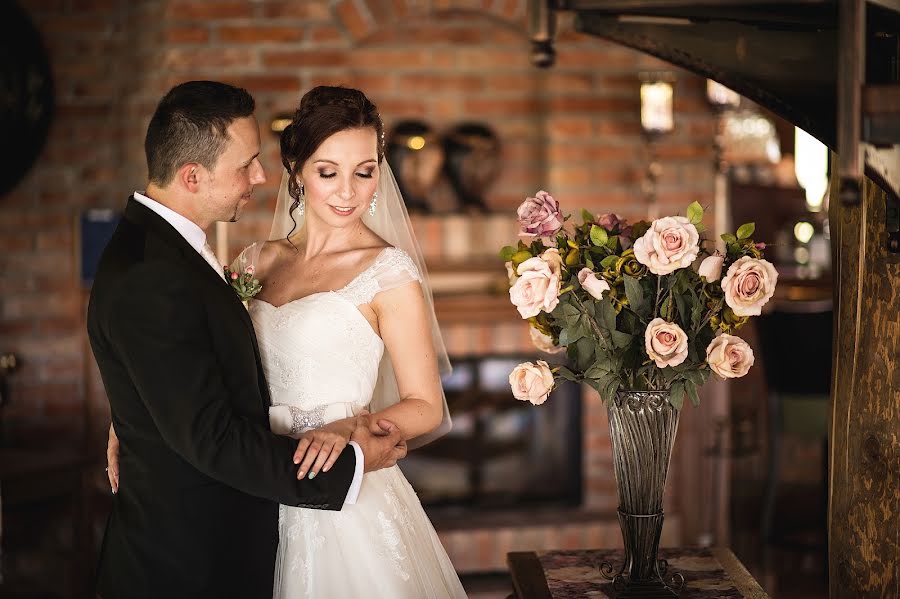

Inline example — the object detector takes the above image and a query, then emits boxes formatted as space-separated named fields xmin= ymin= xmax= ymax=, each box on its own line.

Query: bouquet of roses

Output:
xmin=501 ymin=191 xmax=777 ymax=409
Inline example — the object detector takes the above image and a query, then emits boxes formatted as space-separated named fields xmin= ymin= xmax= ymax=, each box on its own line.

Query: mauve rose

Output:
xmin=509 ymin=255 xmax=561 ymax=319
xmin=633 ymin=216 xmax=700 ymax=275
xmin=597 ymin=213 xmax=623 ymax=231
xmin=509 ymin=360 xmax=555 ymax=405
xmin=644 ymin=317 xmax=689 ymax=368
xmin=698 ymin=254 xmax=724 ymax=282
xmin=577 ymin=268 xmax=610 ymax=300
xmin=530 ymin=327 xmax=565 ymax=354
xmin=706 ymin=334 xmax=755 ymax=378
xmin=720 ymin=256 xmax=778 ymax=316
xmin=517 ymin=191 xmax=564 ymax=240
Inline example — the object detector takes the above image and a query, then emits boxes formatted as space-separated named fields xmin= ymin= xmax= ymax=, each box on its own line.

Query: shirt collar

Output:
xmin=132 ymin=191 xmax=207 ymax=254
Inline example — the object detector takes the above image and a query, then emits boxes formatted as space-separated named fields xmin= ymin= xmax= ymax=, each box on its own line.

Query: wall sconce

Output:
xmin=639 ymin=79 xmax=674 ymax=135
xmin=270 ymin=113 xmax=292 ymax=136
xmin=639 ymin=74 xmax=674 ymax=219
xmin=706 ymin=79 xmax=741 ymax=111
xmin=794 ymin=126 xmax=829 ymax=212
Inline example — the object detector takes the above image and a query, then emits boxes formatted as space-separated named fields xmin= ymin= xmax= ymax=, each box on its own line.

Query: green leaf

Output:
xmin=556 ymin=366 xmax=580 ymax=383
xmin=582 ymin=209 xmax=595 ymax=224
xmin=695 ymin=223 xmax=707 ymax=234
xmin=660 ymin=295 xmax=672 ymax=320
xmin=623 ymin=275 xmax=648 ymax=317
xmin=685 ymin=380 xmax=701 ymax=407
xmin=574 ymin=337 xmax=596 ymax=371
xmin=736 ymin=222 xmax=756 ymax=240
xmin=720 ymin=233 xmax=737 ymax=244
xmin=598 ymin=298 xmax=617 ymax=331
xmin=589 ymin=225 xmax=609 ymax=247
xmin=686 ymin=201 xmax=704 ymax=225
xmin=669 ymin=380 xmax=686 ymax=410
xmin=611 ymin=330 xmax=633 ymax=349
xmin=586 ymin=256 xmax=595 ymax=270
xmin=499 ymin=245 xmax=516 ymax=261
xmin=600 ymin=255 xmax=619 ymax=269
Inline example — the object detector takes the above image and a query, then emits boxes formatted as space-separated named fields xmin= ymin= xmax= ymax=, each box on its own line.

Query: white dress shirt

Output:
xmin=131 ymin=191 xmax=364 ymax=505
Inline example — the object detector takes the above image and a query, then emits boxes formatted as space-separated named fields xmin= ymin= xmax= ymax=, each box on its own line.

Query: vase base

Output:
xmin=610 ymin=578 xmax=681 ymax=598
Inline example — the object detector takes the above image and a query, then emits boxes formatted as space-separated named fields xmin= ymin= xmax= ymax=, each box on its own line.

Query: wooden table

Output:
xmin=508 ymin=547 xmax=768 ymax=598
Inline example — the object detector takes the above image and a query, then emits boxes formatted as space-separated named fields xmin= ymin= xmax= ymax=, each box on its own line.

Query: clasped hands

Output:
xmin=293 ymin=410 xmax=407 ymax=479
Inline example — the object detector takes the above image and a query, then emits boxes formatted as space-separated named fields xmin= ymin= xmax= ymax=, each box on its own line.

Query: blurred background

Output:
xmin=1 ymin=1 xmax=838 ymax=597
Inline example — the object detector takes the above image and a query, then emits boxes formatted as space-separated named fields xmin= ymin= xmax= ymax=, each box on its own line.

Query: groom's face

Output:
xmin=203 ymin=115 xmax=266 ymax=223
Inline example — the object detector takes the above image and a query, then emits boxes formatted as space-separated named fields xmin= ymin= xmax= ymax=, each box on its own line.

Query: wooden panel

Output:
xmin=828 ymin=171 xmax=900 ymax=598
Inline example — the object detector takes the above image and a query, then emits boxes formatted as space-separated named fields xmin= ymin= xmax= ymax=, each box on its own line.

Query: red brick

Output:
xmin=548 ymin=96 xmax=635 ymax=113
xmin=346 ymin=73 xmax=397 ymax=95
xmin=217 ymin=26 xmax=303 ymax=44
xmin=164 ymin=47 xmax=259 ymax=70
xmin=36 ymin=229 xmax=74 ymax=251
xmin=262 ymin=50 xmax=347 ymax=69
xmin=0 ymin=233 xmax=34 ymax=252
xmin=396 ymin=74 xmax=483 ymax=94
xmin=0 ymin=318 xmax=35 ymax=336
xmin=42 ymin=15 xmax=112 ymax=35
xmin=165 ymin=1 xmax=254 ymax=20
xmin=308 ymin=25 xmax=345 ymax=44
xmin=484 ymin=73 xmax=538 ymax=94
xmin=374 ymin=97 xmax=427 ymax=118
xmin=225 ymin=75 xmax=301 ymax=94
xmin=261 ymin=1 xmax=330 ymax=19
xmin=456 ymin=48 xmax=531 ymax=69
xmin=165 ymin=26 xmax=210 ymax=44
xmin=547 ymin=143 xmax=641 ymax=163
xmin=350 ymin=48 xmax=429 ymax=69
xmin=336 ymin=0 xmax=373 ymax=41
xmin=463 ymin=98 xmax=540 ymax=116
xmin=546 ymin=116 xmax=593 ymax=138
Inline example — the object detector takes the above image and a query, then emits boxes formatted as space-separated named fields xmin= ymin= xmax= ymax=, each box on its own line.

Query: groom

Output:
xmin=87 ymin=81 xmax=406 ymax=598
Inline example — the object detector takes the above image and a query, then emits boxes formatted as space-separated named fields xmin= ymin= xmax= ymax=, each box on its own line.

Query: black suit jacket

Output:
xmin=88 ymin=198 xmax=356 ymax=599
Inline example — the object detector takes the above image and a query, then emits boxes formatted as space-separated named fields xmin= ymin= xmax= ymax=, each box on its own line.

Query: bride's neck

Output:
xmin=298 ymin=217 xmax=366 ymax=258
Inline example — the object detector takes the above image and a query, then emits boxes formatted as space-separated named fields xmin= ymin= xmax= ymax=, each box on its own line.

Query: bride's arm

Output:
xmin=369 ymin=281 xmax=445 ymax=440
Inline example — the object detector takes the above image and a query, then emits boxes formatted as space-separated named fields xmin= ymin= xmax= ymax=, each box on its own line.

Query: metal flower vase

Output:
xmin=600 ymin=390 xmax=684 ymax=598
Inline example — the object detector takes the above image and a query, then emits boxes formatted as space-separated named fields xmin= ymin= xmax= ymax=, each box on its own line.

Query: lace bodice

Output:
xmin=244 ymin=247 xmax=421 ymax=422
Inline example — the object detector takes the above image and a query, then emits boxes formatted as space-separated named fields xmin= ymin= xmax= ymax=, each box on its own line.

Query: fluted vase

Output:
xmin=600 ymin=390 xmax=684 ymax=598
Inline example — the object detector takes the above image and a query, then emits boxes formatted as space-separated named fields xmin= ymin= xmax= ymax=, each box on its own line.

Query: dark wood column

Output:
xmin=828 ymin=172 xmax=899 ymax=598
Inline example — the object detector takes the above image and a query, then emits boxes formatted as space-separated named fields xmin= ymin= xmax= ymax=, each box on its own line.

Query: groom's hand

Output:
xmin=350 ymin=417 xmax=407 ymax=473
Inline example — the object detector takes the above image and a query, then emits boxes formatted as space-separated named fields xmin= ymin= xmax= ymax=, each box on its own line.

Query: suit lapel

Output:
xmin=123 ymin=198 xmax=271 ymax=412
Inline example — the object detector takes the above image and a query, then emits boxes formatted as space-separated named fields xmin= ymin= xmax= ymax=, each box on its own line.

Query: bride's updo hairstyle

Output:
xmin=280 ymin=85 xmax=385 ymax=206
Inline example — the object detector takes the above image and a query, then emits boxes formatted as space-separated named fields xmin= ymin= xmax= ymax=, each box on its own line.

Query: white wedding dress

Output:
xmin=248 ymin=247 xmax=467 ymax=599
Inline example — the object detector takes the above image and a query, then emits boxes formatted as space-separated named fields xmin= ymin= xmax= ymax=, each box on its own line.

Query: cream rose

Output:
xmin=720 ymin=256 xmax=778 ymax=316
xmin=633 ymin=216 xmax=700 ymax=275
xmin=517 ymin=191 xmax=564 ymax=240
xmin=706 ymin=334 xmax=755 ymax=378
xmin=509 ymin=255 xmax=561 ymax=319
xmin=577 ymin=268 xmax=610 ymax=300
xmin=530 ymin=327 xmax=565 ymax=355
xmin=698 ymin=254 xmax=724 ymax=282
xmin=541 ymin=247 xmax=563 ymax=278
xmin=644 ymin=317 xmax=689 ymax=368
xmin=509 ymin=360 xmax=555 ymax=405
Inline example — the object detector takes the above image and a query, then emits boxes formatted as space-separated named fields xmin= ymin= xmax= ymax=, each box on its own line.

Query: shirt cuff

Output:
xmin=343 ymin=440 xmax=364 ymax=505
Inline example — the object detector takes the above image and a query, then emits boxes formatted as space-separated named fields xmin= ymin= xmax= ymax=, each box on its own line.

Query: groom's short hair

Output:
xmin=145 ymin=81 xmax=255 ymax=186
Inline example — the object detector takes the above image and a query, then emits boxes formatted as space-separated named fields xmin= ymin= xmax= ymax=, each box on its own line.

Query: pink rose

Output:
xmin=577 ymin=268 xmax=610 ymax=300
xmin=245 ymin=265 xmax=255 ymax=275
xmin=597 ymin=213 xmax=624 ymax=231
xmin=230 ymin=271 xmax=239 ymax=280
xmin=509 ymin=254 xmax=561 ymax=319
xmin=644 ymin=317 xmax=689 ymax=368
xmin=540 ymin=247 xmax=563 ymax=278
xmin=720 ymin=256 xmax=778 ymax=316
xmin=517 ymin=191 xmax=564 ymax=240
xmin=530 ymin=327 xmax=565 ymax=354
xmin=698 ymin=254 xmax=724 ymax=282
xmin=706 ymin=334 xmax=755 ymax=378
xmin=633 ymin=216 xmax=700 ymax=275
xmin=509 ymin=360 xmax=555 ymax=405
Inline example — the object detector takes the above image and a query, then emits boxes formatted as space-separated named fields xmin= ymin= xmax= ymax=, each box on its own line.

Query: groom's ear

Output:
xmin=177 ymin=162 xmax=203 ymax=193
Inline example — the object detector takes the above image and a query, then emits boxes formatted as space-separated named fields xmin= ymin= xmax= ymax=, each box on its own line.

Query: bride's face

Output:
xmin=299 ymin=127 xmax=379 ymax=228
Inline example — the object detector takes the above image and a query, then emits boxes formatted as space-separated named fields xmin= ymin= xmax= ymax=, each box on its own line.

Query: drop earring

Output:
xmin=298 ymin=182 xmax=305 ymax=216
xmin=369 ymin=191 xmax=378 ymax=216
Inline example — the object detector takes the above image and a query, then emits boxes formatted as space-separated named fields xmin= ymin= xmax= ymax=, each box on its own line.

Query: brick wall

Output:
xmin=3 ymin=0 xmax=720 ymax=564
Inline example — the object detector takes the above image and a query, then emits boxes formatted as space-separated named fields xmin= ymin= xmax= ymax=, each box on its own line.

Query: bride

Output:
xmin=108 ymin=86 xmax=467 ymax=598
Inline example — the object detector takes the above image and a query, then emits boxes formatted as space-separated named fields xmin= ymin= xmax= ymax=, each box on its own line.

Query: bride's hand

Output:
xmin=293 ymin=417 xmax=356 ymax=480
xmin=106 ymin=423 xmax=120 ymax=494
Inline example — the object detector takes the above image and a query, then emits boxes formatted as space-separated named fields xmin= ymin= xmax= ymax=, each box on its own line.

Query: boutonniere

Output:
xmin=223 ymin=264 xmax=262 ymax=309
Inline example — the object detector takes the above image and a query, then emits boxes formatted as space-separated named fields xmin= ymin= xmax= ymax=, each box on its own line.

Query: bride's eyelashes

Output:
xmin=317 ymin=171 xmax=374 ymax=179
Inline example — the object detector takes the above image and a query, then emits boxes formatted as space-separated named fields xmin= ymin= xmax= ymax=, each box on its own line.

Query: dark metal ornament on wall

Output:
xmin=0 ymin=1 xmax=54 ymax=197
xmin=442 ymin=123 xmax=501 ymax=213
xmin=386 ymin=120 xmax=445 ymax=214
